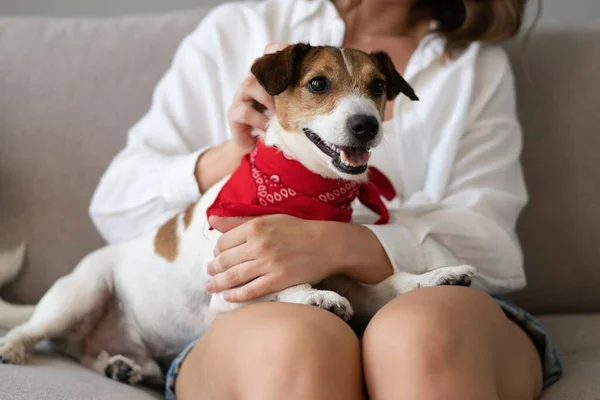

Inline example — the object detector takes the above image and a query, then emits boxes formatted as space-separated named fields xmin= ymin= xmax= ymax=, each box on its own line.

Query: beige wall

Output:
xmin=0 ymin=0 xmax=599 ymax=27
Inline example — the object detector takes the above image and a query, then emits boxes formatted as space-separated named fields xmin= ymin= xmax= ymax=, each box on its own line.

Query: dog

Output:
xmin=0 ymin=244 xmax=36 ymax=329
xmin=0 ymin=44 xmax=475 ymax=386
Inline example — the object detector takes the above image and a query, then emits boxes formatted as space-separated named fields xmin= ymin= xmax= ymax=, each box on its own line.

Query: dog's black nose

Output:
xmin=347 ymin=114 xmax=379 ymax=141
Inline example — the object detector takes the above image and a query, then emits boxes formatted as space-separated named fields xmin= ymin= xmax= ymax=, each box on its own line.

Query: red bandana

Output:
xmin=207 ymin=141 xmax=396 ymax=226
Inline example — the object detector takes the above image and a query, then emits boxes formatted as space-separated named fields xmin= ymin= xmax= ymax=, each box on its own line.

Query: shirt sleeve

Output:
xmin=89 ymin=8 xmax=233 ymax=244
xmin=365 ymin=48 xmax=528 ymax=295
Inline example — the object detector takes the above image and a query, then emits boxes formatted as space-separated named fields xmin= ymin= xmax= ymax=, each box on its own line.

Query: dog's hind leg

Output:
xmin=0 ymin=251 xmax=113 ymax=364
xmin=81 ymin=351 xmax=164 ymax=387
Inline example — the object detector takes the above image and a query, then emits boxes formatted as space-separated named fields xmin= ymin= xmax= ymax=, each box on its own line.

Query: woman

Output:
xmin=90 ymin=0 xmax=562 ymax=399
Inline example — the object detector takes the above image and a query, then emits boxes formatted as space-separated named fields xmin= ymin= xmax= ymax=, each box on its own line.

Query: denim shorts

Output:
xmin=164 ymin=297 xmax=562 ymax=399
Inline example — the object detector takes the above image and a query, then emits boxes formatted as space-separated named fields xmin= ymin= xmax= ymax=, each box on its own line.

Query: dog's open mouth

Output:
xmin=303 ymin=128 xmax=370 ymax=175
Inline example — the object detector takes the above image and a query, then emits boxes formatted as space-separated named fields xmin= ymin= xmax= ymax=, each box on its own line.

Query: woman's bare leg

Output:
xmin=362 ymin=286 xmax=543 ymax=400
xmin=175 ymin=302 xmax=364 ymax=400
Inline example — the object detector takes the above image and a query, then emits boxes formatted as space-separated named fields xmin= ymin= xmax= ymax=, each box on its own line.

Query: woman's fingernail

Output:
xmin=223 ymin=292 xmax=231 ymax=301
xmin=205 ymin=281 xmax=214 ymax=292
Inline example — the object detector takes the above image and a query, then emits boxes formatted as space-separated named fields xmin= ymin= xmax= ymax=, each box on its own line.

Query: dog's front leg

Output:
xmin=324 ymin=265 xmax=476 ymax=322
xmin=207 ymin=284 xmax=354 ymax=323
xmin=274 ymin=284 xmax=354 ymax=321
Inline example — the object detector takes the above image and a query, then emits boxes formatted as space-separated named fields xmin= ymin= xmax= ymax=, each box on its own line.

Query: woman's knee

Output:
xmin=362 ymin=286 xmax=541 ymax=400
xmin=230 ymin=303 xmax=362 ymax=384
xmin=177 ymin=303 xmax=363 ymax=400
xmin=363 ymin=287 xmax=495 ymax=372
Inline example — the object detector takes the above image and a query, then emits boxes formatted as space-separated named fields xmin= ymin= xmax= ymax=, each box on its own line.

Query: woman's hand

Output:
xmin=195 ymin=43 xmax=287 ymax=192
xmin=227 ymin=43 xmax=288 ymax=153
xmin=205 ymin=215 xmax=336 ymax=302
xmin=205 ymin=214 xmax=394 ymax=302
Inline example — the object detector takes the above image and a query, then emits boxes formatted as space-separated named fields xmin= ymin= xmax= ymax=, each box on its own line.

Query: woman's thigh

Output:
xmin=362 ymin=286 xmax=543 ymax=400
xmin=174 ymin=302 xmax=364 ymax=400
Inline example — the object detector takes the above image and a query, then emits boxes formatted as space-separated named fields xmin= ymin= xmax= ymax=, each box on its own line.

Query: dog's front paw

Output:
xmin=104 ymin=355 xmax=143 ymax=385
xmin=422 ymin=265 xmax=476 ymax=288
xmin=0 ymin=338 xmax=26 ymax=365
xmin=299 ymin=290 xmax=354 ymax=321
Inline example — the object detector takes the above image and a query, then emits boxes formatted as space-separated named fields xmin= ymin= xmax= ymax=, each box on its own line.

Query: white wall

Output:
xmin=0 ymin=0 xmax=599 ymax=27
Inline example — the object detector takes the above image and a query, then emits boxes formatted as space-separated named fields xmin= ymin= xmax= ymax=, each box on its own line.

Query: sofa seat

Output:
xmin=0 ymin=335 xmax=161 ymax=399
xmin=1 ymin=314 xmax=599 ymax=399
xmin=534 ymin=315 xmax=600 ymax=399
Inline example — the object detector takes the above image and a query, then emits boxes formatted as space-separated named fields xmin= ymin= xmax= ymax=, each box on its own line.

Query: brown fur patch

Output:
xmin=154 ymin=215 xmax=179 ymax=262
xmin=275 ymin=47 xmax=388 ymax=132
xmin=183 ymin=203 xmax=196 ymax=229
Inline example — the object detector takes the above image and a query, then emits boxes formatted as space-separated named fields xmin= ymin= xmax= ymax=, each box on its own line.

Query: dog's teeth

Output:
xmin=340 ymin=150 xmax=352 ymax=166
xmin=340 ymin=149 xmax=348 ymax=164
xmin=340 ymin=149 xmax=368 ymax=168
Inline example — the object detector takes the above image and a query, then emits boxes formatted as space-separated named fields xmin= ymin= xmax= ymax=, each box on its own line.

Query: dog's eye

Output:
xmin=369 ymin=80 xmax=386 ymax=97
xmin=308 ymin=77 xmax=330 ymax=94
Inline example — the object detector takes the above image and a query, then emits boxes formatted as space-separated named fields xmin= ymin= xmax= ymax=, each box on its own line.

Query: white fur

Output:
xmin=267 ymin=94 xmax=383 ymax=181
xmin=0 ymin=96 xmax=475 ymax=386
xmin=308 ymin=94 xmax=382 ymax=150
xmin=340 ymin=48 xmax=353 ymax=74
xmin=0 ymin=243 xmax=36 ymax=329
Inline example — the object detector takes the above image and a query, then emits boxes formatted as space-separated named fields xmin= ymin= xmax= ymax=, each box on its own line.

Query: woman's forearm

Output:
xmin=195 ymin=140 xmax=246 ymax=193
xmin=323 ymin=221 xmax=394 ymax=284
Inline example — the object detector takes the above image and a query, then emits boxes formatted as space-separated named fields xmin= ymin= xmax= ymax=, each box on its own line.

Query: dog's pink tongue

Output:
xmin=340 ymin=147 xmax=371 ymax=166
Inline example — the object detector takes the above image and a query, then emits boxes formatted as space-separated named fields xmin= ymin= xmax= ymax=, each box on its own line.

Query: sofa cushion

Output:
xmin=534 ymin=314 xmax=600 ymax=399
xmin=504 ymin=27 xmax=600 ymax=314
xmin=0 ymin=353 xmax=161 ymax=400
xmin=541 ymin=350 xmax=600 ymax=399
xmin=0 ymin=314 xmax=599 ymax=399
xmin=537 ymin=314 xmax=600 ymax=357
xmin=0 ymin=9 xmax=208 ymax=304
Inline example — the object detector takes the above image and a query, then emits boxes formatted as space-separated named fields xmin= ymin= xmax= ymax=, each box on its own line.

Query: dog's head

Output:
xmin=251 ymin=43 xmax=418 ymax=180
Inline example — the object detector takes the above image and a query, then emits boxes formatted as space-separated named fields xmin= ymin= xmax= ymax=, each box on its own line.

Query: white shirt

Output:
xmin=90 ymin=0 xmax=528 ymax=294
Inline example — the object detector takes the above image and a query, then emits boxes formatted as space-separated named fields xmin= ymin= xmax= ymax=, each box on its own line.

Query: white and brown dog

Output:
xmin=0 ymin=44 xmax=475 ymax=385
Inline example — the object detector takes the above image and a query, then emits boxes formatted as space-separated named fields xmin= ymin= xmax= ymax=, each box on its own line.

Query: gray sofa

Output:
xmin=1 ymin=6 xmax=599 ymax=399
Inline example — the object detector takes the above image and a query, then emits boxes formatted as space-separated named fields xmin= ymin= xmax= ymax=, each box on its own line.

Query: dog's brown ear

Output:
xmin=251 ymin=43 xmax=312 ymax=96
xmin=371 ymin=51 xmax=419 ymax=101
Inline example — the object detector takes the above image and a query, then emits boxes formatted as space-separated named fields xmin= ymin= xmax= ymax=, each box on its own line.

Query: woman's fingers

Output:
xmin=207 ymin=241 xmax=254 ymax=276
xmin=222 ymin=274 xmax=278 ymax=303
xmin=238 ymin=74 xmax=276 ymax=112
xmin=229 ymin=102 xmax=269 ymax=133
xmin=264 ymin=43 xmax=288 ymax=54
xmin=210 ymin=216 xmax=255 ymax=237
xmin=206 ymin=260 xmax=263 ymax=293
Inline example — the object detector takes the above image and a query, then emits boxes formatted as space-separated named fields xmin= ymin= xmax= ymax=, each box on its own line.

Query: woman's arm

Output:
xmin=204 ymin=215 xmax=393 ymax=302
xmin=90 ymin=5 xmax=266 ymax=244
xmin=195 ymin=140 xmax=247 ymax=193
xmin=196 ymin=57 xmax=281 ymax=192
xmin=363 ymin=47 xmax=527 ymax=294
